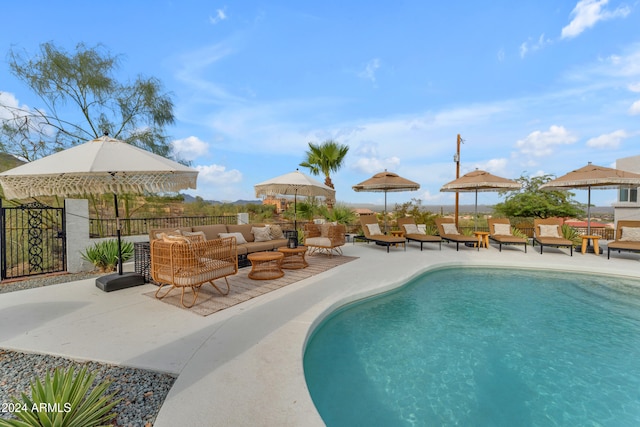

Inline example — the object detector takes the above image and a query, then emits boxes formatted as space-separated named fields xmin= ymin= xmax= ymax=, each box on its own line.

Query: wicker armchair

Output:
xmin=304 ymin=223 xmax=346 ymax=256
xmin=151 ymin=236 xmax=238 ymax=308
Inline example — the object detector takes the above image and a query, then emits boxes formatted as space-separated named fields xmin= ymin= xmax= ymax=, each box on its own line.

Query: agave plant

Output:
xmin=81 ymin=239 xmax=134 ymax=272
xmin=561 ymin=224 xmax=582 ymax=246
xmin=0 ymin=366 xmax=120 ymax=427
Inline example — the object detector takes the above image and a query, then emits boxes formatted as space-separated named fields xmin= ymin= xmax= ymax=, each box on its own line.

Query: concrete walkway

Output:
xmin=1 ymin=241 xmax=639 ymax=426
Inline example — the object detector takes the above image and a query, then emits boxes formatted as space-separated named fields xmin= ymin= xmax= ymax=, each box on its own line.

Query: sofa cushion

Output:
xmin=228 ymin=224 xmax=255 ymax=242
xmin=243 ymin=241 xmax=275 ymax=252
xmin=219 ymin=232 xmax=248 ymax=244
xmin=193 ymin=224 xmax=228 ymax=241
xmin=306 ymin=237 xmax=332 ymax=248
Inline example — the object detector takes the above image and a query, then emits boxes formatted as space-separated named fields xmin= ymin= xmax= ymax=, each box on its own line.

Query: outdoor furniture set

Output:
xmin=149 ymin=222 xmax=344 ymax=308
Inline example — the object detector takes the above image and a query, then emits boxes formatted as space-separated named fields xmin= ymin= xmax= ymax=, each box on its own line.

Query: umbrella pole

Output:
xmin=474 ymin=189 xmax=478 ymax=231
xmin=587 ymin=186 xmax=592 ymax=236
xmin=294 ymin=189 xmax=297 ymax=231
xmin=114 ymin=193 xmax=124 ymax=275
xmin=384 ymin=191 xmax=388 ymax=234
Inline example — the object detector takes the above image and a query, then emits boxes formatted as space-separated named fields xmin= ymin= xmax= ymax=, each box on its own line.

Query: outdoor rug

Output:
xmin=144 ymin=255 xmax=357 ymax=316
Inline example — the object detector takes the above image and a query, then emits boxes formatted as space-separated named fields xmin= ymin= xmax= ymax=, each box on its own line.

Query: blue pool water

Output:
xmin=304 ymin=267 xmax=640 ymax=426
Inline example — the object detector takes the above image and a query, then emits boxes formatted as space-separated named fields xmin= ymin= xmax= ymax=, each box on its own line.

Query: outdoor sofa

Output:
xmin=150 ymin=223 xmax=289 ymax=267
xmin=607 ymin=220 xmax=640 ymax=259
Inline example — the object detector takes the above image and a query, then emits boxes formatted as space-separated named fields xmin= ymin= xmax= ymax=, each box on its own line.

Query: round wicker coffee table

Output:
xmin=277 ymin=246 xmax=308 ymax=269
xmin=247 ymin=251 xmax=284 ymax=280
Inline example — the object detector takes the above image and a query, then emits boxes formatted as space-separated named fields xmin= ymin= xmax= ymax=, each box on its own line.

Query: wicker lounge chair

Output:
xmin=532 ymin=218 xmax=573 ymax=256
xmin=359 ymin=214 xmax=406 ymax=252
xmin=151 ymin=236 xmax=238 ymax=308
xmin=607 ymin=220 xmax=640 ymax=259
xmin=487 ymin=218 xmax=528 ymax=253
xmin=434 ymin=217 xmax=478 ymax=251
xmin=397 ymin=217 xmax=441 ymax=250
xmin=304 ymin=223 xmax=346 ymax=256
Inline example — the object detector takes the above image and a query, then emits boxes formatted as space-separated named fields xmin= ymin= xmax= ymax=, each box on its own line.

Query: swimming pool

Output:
xmin=304 ymin=267 xmax=640 ymax=426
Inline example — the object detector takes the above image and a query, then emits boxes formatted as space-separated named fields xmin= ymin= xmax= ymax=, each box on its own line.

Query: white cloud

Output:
xmin=586 ymin=129 xmax=628 ymax=148
xmin=561 ymin=0 xmax=630 ymax=39
xmin=358 ymin=58 xmax=381 ymax=83
xmin=628 ymin=83 xmax=640 ymax=92
xmin=351 ymin=142 xmax=400 ymax=174
xmin=497 ymin=48 xmax=505 ymax=62
xmin=519 ymin=33 xmax=552 ymax=58
xmin=196 ymin=164 xmax=242 ymax=186
xmin=515 ymin=125 xmax=578 ymax=157
xmin=629 ymin=100 xmax=640 ymax=115
xmin=209 ymin=9 xmax=227 ymax=25
xmin=171 ymin=136 xmax=209 ymax=161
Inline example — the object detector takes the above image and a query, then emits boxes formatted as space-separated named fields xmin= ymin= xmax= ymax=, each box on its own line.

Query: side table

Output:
xmin=473 ymin=231 xmax=490 ymax=249
xmin=580 ymin=235 xmax=600 ymax=255
xmin=277 ymin=246 xmax=308 ymax=269
xmin=247 ymin=251 xmax=285 ymax=280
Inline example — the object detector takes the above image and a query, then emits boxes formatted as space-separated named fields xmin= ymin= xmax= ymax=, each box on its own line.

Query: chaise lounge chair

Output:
xmin=397 ymin=217 xmax=441 ymax=250
xmin=359 ymin=214 xmax=406 ymax=252
xmin=487 ymin=218 xmax=528 ymax=253
xmin=607 ymin=220 xmax=640 ymax=259
xmin=532 ymin=218 xmax=573 ymax=256
xmin=434 ymin=217 xmax=478 ymax=251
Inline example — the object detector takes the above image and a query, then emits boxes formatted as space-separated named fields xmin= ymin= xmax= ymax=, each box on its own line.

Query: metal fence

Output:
xmin=89 ymin=215 xmax=238 ymax=237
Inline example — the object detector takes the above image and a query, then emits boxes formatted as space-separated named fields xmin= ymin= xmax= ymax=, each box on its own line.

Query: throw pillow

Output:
xmin=268 ymin=224 xmax=285 ymax=239
xmin=218 ymin=232 xmax=248 ymax=244
xmin=182 ymin=230 xmax=207 ymax=242
xmin=160 ymin=233 xmax=190 ymax=244
xmin=417 ymin=224 xmax=427 ymax=234
xmin=252 ymin=226 xmax=272 ymax=242
xmin=620 ymin=226 xmax=640 ymax=242
xmin=366 ymin=223 xmax=383 ymax=236
xmin=538 ymin=224 xmax=560 ymax=238
xmin=403 ymin=224 xmax=420 ymax=234
xmin=493 ymin=223 xmax=512 ymax=235
xmin=442 ymin=223 xmax=459 ymax=235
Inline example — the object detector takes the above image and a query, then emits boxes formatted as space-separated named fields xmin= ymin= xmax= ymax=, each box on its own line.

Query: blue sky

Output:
xmin=1 ymin=0 xmax=639 ymax=208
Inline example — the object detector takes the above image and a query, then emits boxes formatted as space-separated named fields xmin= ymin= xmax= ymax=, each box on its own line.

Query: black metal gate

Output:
xmin=1 ymin=201 xmax=66 ymax=280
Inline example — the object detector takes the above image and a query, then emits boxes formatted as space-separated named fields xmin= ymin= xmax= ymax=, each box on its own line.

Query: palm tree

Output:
xmin=299 ymin=139 xmax=349 ymax=209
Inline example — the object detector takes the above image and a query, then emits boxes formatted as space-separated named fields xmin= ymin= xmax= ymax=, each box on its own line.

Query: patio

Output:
xmin=0 ymin=242 xmax=639 ymax=426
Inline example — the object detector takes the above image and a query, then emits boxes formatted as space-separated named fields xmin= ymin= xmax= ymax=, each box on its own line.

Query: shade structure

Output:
xmin=254 ymin=170 xmax=335 ymax=228
xmin=0 ymin=134 xmax=198 ymax=287
xmin=352 ymin=170 xmax=420 ymax=232
xmin=539 ymin=162 xmax=640 ymax=236
xmin=440 ymin=169 xmax=521 ymax=229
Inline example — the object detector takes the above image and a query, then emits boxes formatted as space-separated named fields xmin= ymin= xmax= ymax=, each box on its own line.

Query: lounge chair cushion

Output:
xmin=493 ymin=223 xmax=512 ymax=235
xmin=305 ymin=237 xmax=332 ymax=247
xmin=403 ymin=224 xmax=420 ymax=234
xmin=367 ymin=223 xmax=383 ymax=236
xmin=442 ymin=223 xmax=459 ymax=235
xmin=218 ymin=232 xmax=248 ymax=244
xmin=252 ymin=226 xmax=272 ymax=242
xmin=620 ymin=226 xmax=640 ymax=241
xmin=539 ymin=224 xmax=560 ymax=238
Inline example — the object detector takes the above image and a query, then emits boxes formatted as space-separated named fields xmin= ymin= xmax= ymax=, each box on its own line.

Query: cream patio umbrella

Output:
xmin=440 ymin=169 xmax=521 ymax=230
xmin=352 ymin=170 xmax=420 ymax=233
xmin=0 ymin=134 xmax=198 ymax=290
xmin=254 ymin=169 xmax=336 ymax=229
xmin=539 ymin=162 xmax=640 ymax=244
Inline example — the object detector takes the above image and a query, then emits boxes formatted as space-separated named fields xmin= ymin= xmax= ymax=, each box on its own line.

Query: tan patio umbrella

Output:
xmin=0 ymin=134 xmax=198 ymax=290
xmin=539 ymin=162 xmax=640 ymax=237
xmin=254 ymin=169 xmax=335 ymax=229
xmin=352 ymin=170 xmax=420 ymax=233
xmin=440 ymin=169 xmax=521 ymax=229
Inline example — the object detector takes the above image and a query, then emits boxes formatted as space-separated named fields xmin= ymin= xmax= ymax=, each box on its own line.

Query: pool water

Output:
xmin=304 ymin=267 xmax=640 ymax=426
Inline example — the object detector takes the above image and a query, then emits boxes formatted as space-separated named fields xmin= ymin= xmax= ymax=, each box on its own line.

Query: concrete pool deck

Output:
xmin=0 ymin=241 xmax=639 ymax=426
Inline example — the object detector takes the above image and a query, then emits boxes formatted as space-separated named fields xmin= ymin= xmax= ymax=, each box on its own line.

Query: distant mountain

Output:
xmin=0 ymin=153 xmax=26 ymax=172
xmin=182 ymin=194 xmax=261 ymax=205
